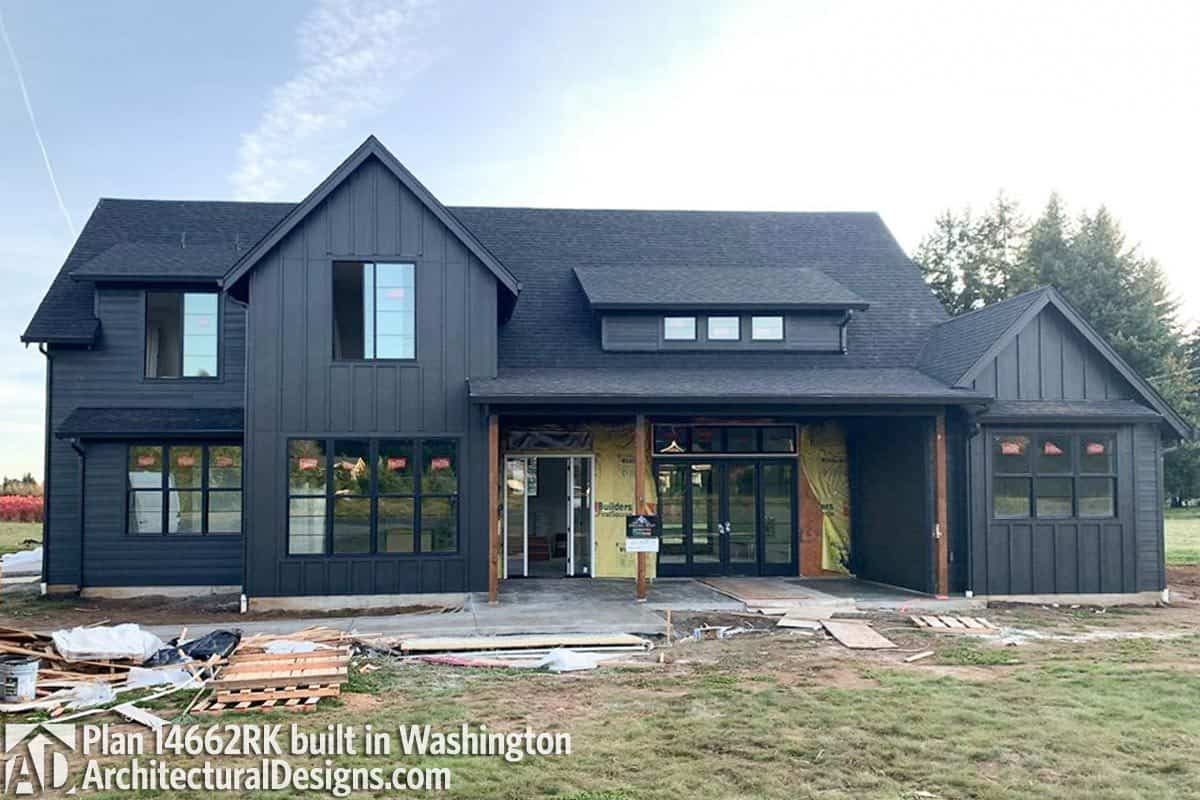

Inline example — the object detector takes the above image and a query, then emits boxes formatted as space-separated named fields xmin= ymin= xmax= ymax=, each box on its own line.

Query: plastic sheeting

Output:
xmin=1 ymin=547 xmax=42 ymax=576
xmin=51 ymin=624 xmax=165 ymax=663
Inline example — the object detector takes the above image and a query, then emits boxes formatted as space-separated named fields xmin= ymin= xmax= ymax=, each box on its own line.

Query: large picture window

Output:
xmin=287 ymin=438 xmax=458 ymax=556
xmin=333 ymin=261 xmax=415 ymax=360
xmin=145 ymin=292 xmax=219 ymax=378
xmin=127 ymin=444 xmax=242 ymax=534
xmin=991 ymin=432 xmax=1116 ymax=520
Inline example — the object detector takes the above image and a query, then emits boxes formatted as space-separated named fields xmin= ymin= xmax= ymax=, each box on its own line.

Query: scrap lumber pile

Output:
xmin=371 ymin=632 xmax=653 ymax=671
xmin=0 ymin=626 xmax=137 ymax=695
xmin=910 ymin=615 xmax=996 ymax=632
xmin=193 ymin=627 xmax=352 ymax=714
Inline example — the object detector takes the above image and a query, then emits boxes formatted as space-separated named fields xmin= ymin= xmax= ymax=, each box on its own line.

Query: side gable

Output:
xmin=921 ymin=287 xmax=1191 ymax=439
xmin=223 ymin=136 xmax=519 ymax=298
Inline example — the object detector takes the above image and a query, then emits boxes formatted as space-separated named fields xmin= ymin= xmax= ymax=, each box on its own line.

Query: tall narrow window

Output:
xmin=333 ymin=262 xmax=415 ymax=360
xmin=145 ymin=292 xmax=218 ymax=378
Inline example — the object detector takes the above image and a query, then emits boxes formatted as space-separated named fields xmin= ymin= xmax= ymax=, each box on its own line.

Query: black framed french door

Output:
xmin=655 ymin=460 xmax=797 ymax=577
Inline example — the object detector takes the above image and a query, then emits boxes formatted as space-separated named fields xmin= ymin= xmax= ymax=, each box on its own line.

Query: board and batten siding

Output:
xmin=964 ymin=302 xmax=1166 ymax=595
xmin=45 ymin=287 xmax=245 ymax=588
xmin=970 ymin=305 xmax=1135 ymax=400
xmin=243 ymin=155 xmax=498 ymax=597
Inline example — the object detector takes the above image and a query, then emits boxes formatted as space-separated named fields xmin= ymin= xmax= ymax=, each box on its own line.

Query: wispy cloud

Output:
xmin=0 ymin=8 xmax=74 ymax=238
xmin=231 ymin=0 xmax=438 ymax=201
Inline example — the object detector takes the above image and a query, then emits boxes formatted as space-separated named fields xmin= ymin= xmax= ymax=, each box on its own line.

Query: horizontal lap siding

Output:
xmin=45 ymin=291 xmax=246 ymax=587
xmin=82 ymin=443 xmax=240 ymax=585
xmin=244 ymin=156 xmax=497 ymax=597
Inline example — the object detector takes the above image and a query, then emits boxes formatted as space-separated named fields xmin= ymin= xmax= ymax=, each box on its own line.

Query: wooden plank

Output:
xmin=399 ymin=633 xmax=649 ymax=653
xmin=488 ymin=413 xmax=499 ymax=604
xmin=114 ymin=703 xmax=168 ymax=731
xmin=216 ymin=686 xmax=341 ymax=703
xmin=940 ymin=616 xmax=966 ymax=629
xmin=905 ymin=650 xmax=935 ymax=663
xmin=920 ymin=615 xmax=947 ymax=629
xmin=934 ymin=414 xmax=950 ymax=596
xmin=972 ymin=617 xmax=995 ymax=629
xmin=821 ymin=621 xmax=896 ymax=649
xmin=959 ymin=617 xmax=985 ymax=630
xmin=909 ymin=615 xmax=928 ymax=628
xmin=211 ymin=669 xmax=348 ymax=690
xmin=227 ymin=648 xmax=348 ymax=664
xmin=220 ymin=657 xmax=349 ymax=677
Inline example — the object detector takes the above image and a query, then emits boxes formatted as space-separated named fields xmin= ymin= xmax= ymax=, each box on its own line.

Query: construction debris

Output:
xmin=392 ymin=632 xmax=650 ymax=655
xmin=51 ymin=624 xmax=165 ymax=663
xmin=776 ymin=617 xmax=822 ymax=631
xmin=910 ymin=615 xmax=997 ymax=632
xmin=904 ymin=650 xmax=935 ymax=663
xmin=821 ymin=620 xmax=897 ymax=650
xmin=192 ymin=627 xmax=352 ymax=714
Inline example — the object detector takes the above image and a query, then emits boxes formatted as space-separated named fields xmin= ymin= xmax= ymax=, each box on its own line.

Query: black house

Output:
xmin=23 ymin=137 xmax=1191 ymax=608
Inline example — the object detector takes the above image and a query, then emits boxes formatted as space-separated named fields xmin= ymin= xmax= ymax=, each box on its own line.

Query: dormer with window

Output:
xmin=575 ymin=266 xmax=869 ymax=353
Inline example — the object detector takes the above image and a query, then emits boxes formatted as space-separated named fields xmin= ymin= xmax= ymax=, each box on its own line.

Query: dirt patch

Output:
xmin=913 ymin=664 xmax=1011 ymax=681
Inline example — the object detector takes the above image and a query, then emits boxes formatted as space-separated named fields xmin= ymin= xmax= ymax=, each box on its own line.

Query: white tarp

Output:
xmin=1 ymin=547 xmax=42 ymax=576
xmin=125 ymin=666 xmax=195 ymax=688
xmin=262 ymin=640 xmax=332 ymax=655
xmin=51 ymin=624 xmax=165 ymax=663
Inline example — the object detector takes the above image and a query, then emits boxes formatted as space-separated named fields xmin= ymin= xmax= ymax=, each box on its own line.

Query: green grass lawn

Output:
xmin=0 ymin=521 xmax=40 ymax=555
xmin=39 ymin=626 xmax=1200 ymax=800
xmin=1165 ymin=507 xmax=1200 ymax=565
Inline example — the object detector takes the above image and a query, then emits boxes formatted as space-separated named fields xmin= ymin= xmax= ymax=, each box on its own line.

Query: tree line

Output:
xmin=913 ymin=194 xmax=1199 ymax=504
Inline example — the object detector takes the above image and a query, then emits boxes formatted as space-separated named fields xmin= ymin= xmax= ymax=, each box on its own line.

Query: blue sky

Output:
xmin=2 ymin=0 xmax=1197 ymax=478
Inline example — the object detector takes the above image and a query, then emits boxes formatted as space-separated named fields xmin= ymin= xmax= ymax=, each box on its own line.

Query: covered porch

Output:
xmin=472 ymin=367 xmax=987 ymax=604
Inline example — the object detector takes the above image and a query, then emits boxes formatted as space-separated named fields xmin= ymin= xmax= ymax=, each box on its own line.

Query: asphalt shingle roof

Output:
xmin=977 ymin=399 xmax=1160 ymax=422
xmin=916 ymin=288 xmax=1049 ymax=386
xmin=572 ymin=265 xmax=869 ymax=310
xmin=452 ymin=207 xmax=948 ymax=371
xmin=470 ymin=367 xmax=986 ymax=404
xmin=56 ymin=407 xmax=244 ymax=438
xmin=70 ymin=242 xmax=241 ymax=281
xmin=23 ymin=199 xmax=292 ymax=343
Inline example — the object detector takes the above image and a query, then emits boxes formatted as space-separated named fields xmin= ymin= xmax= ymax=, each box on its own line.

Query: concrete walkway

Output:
xmin=142 ymin=579 xmax=740 ymax=640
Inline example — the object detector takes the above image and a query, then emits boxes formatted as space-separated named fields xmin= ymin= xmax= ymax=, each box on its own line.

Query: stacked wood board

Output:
xmin=193 ymin=628 xmax=352 ymax=714
xmin=910 ymin=615 xmax=996 ymax=631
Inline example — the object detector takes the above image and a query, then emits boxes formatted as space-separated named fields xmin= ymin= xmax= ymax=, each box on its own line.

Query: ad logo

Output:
xmin=3 ymin=723 xmax=75 ymax=796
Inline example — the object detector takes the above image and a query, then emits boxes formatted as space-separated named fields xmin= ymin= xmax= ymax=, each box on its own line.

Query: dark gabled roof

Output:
xmin=23 ymin=199 xmax=291 ymax=344
xmin=452 ymin=207 xmax=947 ymax=371
xmin=56 ymin=407 xmax=243 ymax=439
xmin=916 ymin=288 xmax=1046 ymax=386
xmin=573 ymin=265 xmax=869 ymax=311
xmin=70 ymin=242 xmax=239 ymax=283
xmin=918 ymin=286 xmax=1191 ymax=440
xmin=222 ymin=136 xmax=520 ymax=296
xmin=470 ymin=367 xmax=987 ymax=405
xmin=978 ymin=399 xmax=1161 ymax=423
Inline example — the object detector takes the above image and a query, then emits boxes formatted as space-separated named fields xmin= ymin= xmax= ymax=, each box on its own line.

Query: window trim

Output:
xmin=331 ymin=260 xmax=418 ymax=362
xmin=652 ymin=423 xmax=798 ymax=458
xmin=750 ymin=315 xmax=785 ymax=341
xmin=125 ymin=442 xmax=243 ymax=536
xmin=286 ymin=436 xmax=461 ymax=558
xmin=662 ymin=316 xmax=697 ymax=341
xmin=989 ymin=430 xmax=1117 ymax=521
xmin=142 ymin=290 xmax=223 ymax=382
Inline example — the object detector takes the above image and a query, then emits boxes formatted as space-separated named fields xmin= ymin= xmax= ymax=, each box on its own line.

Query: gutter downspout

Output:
xmin=37 ymin=344 xmax=52 ymax=595
xmin=68 ymin=438 xmax=85 ymax=595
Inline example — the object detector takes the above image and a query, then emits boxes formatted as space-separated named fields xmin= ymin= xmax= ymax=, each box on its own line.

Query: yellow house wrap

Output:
xmin=590 ymin=424 xmax=657 ymax=578
xmin=799 ymin=422 xmax=852 ymax=573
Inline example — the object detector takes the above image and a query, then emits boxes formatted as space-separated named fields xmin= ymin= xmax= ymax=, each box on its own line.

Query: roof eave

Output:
xmin=588 ymin=301 xmax=871 ymax=312
xmin=469 ymin=391 xmax=989 ymax=406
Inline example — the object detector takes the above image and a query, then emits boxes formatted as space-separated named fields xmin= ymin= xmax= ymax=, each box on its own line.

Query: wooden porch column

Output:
xmin=487 ymin=414 xmax=500 ymax=605
xmin=634 ymin=414 xmax=648 ymax=602
xmin=933 ymin=413 xmax=950 ymax=597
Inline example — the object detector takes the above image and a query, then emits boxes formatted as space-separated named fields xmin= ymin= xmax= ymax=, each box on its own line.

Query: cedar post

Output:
xmin=933 ymin=413 xmax=950 ymax=596
xmin=487 ymin=413 xmax=500 ymax=605
xmin=634 ymin=414 xmax=648 ymax=602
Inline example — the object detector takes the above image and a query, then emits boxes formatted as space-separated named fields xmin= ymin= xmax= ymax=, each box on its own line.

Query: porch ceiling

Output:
xmin=470 ymin=367 xmax=990 ymax=405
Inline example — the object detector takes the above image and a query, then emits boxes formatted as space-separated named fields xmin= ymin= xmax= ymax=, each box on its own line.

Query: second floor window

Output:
xmin=145 ymin=292 xmax=218 ymax=378
xmin=333 ymin=261 xmax=415 ymax=360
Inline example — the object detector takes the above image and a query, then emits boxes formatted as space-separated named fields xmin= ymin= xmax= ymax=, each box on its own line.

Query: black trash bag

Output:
xmin=142 ymin=630 xmax=242 ymax=667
